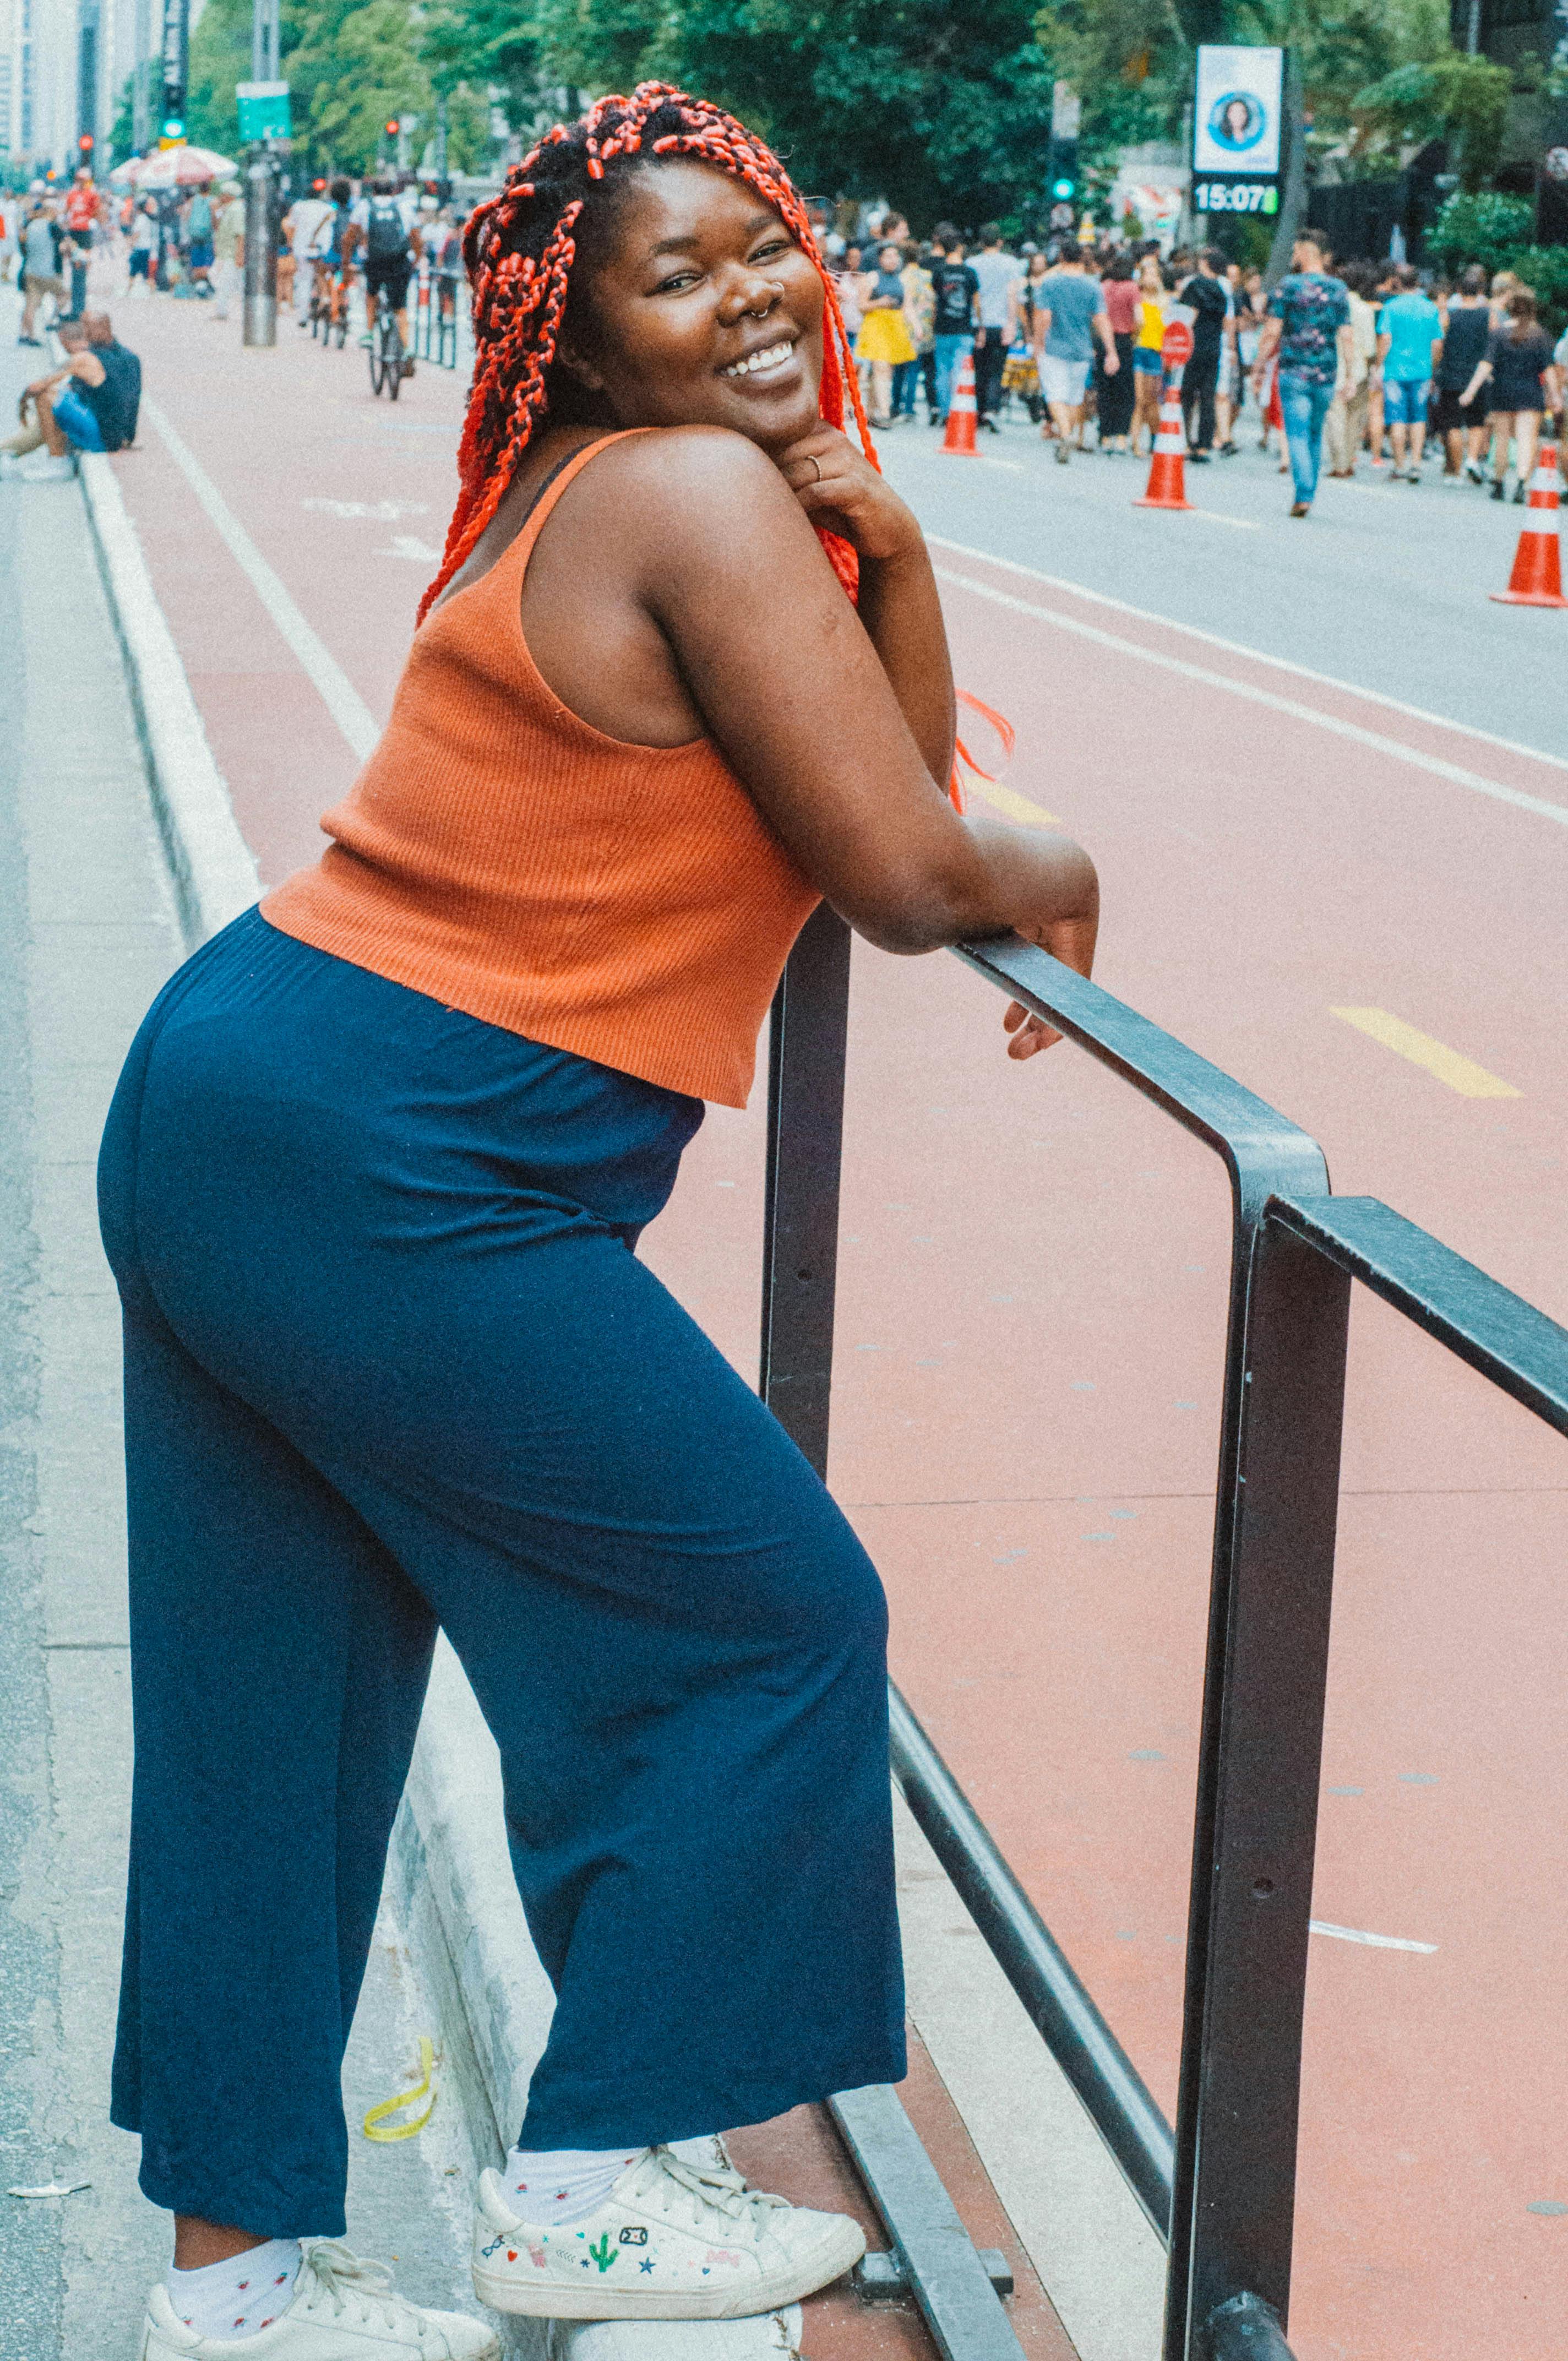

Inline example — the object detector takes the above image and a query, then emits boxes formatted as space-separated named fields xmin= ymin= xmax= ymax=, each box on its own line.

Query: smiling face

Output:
xmin=560 ymin=160 xmax=826 ymax=458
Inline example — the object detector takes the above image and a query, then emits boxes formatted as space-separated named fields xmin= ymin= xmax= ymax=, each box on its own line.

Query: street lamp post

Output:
xmin=243 ymin=144 xmax=277 ymax=346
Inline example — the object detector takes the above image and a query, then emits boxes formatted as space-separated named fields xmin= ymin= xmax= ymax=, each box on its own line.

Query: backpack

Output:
xmin=187 ymin=194 xmax=212 ymax=238
xmin=366 ymin=199 xmax=406 ymax=260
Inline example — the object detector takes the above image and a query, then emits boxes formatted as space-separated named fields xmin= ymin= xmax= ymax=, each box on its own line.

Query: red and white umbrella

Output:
xmin=124 ymin=145 xmax=238 ymax=189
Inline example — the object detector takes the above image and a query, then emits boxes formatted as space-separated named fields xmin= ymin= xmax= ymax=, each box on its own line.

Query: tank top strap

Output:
xmin=500 ymin=427 xmax=656 ymax=584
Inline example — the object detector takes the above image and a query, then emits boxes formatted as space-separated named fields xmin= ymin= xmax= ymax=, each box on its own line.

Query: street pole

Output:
xmin=1263 ymin=48 xmax=1306 ymax=286
xmin=243 ymin=141 xmax=277 ymax=345
xmin=132 ymin=0 xmax=150 ymax=150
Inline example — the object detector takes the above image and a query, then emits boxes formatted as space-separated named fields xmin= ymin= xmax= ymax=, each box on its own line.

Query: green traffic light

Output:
xmin=1052 ymin=177 xmax=1074 ymax=198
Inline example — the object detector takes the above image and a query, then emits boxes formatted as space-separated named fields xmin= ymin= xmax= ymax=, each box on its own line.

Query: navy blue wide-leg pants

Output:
xmin=97 ymin=909 xmax=905 ymax=2238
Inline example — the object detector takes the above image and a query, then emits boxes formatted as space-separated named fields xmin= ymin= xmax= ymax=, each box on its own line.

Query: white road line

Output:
xmin=1310 ymin=1918 xmax=1438 ymax=1955
xmin=933 ymin=565 xmax=1568 ymax=828
xmin=145 ymin=398 xmax=380 ymax=763
xmin=927 ymin=534 xmax=1568 ymax=780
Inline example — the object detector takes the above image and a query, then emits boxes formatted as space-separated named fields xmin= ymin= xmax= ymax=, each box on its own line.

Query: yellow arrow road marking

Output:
xmin=1331 ymin=1008 xmax=1521 ymax=1098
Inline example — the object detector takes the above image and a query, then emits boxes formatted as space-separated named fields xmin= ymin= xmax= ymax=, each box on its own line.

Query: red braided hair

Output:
xmin=418 ymin=82 xmax=876 ymax=625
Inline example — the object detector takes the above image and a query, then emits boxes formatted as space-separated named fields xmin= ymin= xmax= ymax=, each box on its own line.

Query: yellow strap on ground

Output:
xmin=362 ymin=2035 xmax=437 ymax=2143
xmin=960 ymin=771 xmax=1064 ymax=828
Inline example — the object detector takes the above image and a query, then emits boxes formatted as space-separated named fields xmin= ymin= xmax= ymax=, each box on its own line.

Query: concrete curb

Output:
xmin=78 ymin=450 xmax=262 ymax=946
xmin=83 ymin=451 xmax=806 ymax=2361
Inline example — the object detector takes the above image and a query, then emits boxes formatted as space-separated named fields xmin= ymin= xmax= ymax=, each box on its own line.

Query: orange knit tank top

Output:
xmin=262 ymin=431 xmax=821 ymax=1108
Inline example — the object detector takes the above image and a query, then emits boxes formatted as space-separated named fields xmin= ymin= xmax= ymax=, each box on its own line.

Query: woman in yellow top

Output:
xmin=1131 ymin=252 xmax=1170 ymax=454
xmin=856 ymin=238 xmax=918 ymax=426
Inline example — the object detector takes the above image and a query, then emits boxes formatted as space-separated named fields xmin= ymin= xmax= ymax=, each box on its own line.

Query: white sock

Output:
xmin=167 ymin=2237 xmax=302 ymax=2341
xmin=503 ymin=2145 xmax=648 ymax=2226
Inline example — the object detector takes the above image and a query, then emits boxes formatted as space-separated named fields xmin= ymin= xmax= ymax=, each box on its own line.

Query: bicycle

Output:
xmin=312 ymin=262 xmax=353 ymax=349
xmin=368 ymin=297 xmax=405 ymax=399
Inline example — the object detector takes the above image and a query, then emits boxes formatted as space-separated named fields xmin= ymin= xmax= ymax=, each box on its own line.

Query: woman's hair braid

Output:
xmin=419 ymin=82 xmax=875 ymax=622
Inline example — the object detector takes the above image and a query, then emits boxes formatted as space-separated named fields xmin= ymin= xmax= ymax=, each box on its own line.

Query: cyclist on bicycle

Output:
xmin=351 ymin=173 xmax=421 ymax=379
xmin=307 ymin=175 xmax=354 ymax=319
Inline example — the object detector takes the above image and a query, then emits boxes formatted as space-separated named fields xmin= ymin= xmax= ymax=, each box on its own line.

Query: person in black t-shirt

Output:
xmin=1435 ymin=264 xmax=1491 ymax=481
xmin=1175 ymin=247 xmax=1230 ymax=460
xmin=1460 ymin=289 xmax=1563 ymax=501
xmin=927 ymin=222 xmax=979 ymax=426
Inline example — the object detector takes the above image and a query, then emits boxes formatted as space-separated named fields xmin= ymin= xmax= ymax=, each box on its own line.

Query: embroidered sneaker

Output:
xmin=140 ymin=2239 xmax=500 ymax=2358
xmin=471 ymin=2144 xmax=864 ymax=2320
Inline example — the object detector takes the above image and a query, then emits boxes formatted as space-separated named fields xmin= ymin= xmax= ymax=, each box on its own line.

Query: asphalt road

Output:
xmin=21 ymin=284 xmax=1568 ymax=2361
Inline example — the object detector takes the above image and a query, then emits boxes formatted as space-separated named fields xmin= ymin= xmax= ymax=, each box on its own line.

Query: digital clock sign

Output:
xmin=1194 ymin=178 xmax=1279 ymax=215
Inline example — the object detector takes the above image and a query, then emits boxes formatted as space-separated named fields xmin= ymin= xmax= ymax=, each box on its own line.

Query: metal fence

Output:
xmin=759 ymin=905 xmax=1568 ymax=2361
xmin=413 ymin=264 xmax=462 ymax=369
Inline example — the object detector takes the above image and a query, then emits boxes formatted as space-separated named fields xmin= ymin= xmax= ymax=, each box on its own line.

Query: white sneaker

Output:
xmin=140 ymin=2239 xmax=500 ymax=2358
xmin=472 ymin=2144 xmax=864 ymax=2320
xmin=21 ymin=451 xmax=77 ymax=481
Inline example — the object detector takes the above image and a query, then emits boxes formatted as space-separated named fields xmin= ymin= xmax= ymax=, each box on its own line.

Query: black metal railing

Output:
xmin=413 ymin=264 xmax=462 ymax=369
xmin=759 ymin=905 xmax=1568 ymax=2361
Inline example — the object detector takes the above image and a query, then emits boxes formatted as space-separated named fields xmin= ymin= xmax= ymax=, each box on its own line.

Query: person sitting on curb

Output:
xmin=0 ymin=312 xmax=140 ymax=480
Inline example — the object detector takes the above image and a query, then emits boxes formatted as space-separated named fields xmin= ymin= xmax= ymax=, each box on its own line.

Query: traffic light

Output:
xmin=386 ymin=118 xmax=400 ymax=138
xmin=78 ymin=132 xmax=95 ymax=154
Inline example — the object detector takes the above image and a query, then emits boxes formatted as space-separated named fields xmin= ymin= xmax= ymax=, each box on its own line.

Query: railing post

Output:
xmin=1163 ymin=1215 xmax=1352 ymax=2360
xmin=759 ymin=902 xmax=851 ymax=1475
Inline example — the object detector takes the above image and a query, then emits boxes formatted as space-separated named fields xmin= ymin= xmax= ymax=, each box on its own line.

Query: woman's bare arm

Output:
xmin=623 ymin=427 xmax=1096 ymax=1055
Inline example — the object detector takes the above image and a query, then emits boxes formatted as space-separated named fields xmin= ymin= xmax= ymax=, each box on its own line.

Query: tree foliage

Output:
xmin=517 ymin=0 xmax=1059 ymax=227
xmin=1351 ymin=51 xmax=1511 ymax=188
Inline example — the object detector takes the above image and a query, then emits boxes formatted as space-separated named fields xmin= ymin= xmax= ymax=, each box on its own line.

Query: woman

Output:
xmin=855 ymin=238 xmax=917 ymax=426
xmin=1004 ymin=247 xmax=1049 ymax=423
xmin=100 ymin=83 xmax=1098 ymax=2361
xmin=1096 ymin=254 xmax=1139 ymax=451
xmin=894 ymin=238 xmax=933 ymax=420
xmin=1130 ymin=253 xmax=1168 ymax=454
xmin=1461 ymin=286 xmax=1560 ymax=499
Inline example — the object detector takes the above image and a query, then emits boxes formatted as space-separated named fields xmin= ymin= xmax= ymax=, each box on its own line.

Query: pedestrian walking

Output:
xmin=1176 ymin=247 xmax=1228 ymax=461
xmin=1326 ymin=260 xmax=1378 ymax=477
xmin=211 ymin=183 xmax=245 ymax=322
xmin=62 ymin=166 xmax=101 ymax=317
xmin=1461 ymin=288 xmax=1562 ymax=501
xmin=1004 ymin=248 xmax=1049 ymax=425
xmin=928 ymin=225 xmax=979 ymax=425
xmin=128 ymin=198 xmax=159 ymax=297
xmin=855 ymin=241 xmax=917 ymax=427
xmin=1253 ymin=229 xmax=1352 ymax=517
xmin=96 ymin=79 xmax=1099 ymax=2361
xmin=895 ymin=240 xmax=933 ymax=420
xmin=1375 ymin=263 xmax=1442 ymax=481
xmin=18 ymin=197 xmax=66 ymax=343
xmin=970 ymin=222 xmax=1021 ymax=432
xmin=183 ymin=182 xmax=217 ymax=298
xmin=1032 ymin=244 xmax=1117 ymax=461
xmin=1130 ymin=253 xmax=1168 ymax=454
xmin=1096 ymin=254 xmax=1139 ymax=451
xmin=1434 ymin=264 xmax=1494 ymax=483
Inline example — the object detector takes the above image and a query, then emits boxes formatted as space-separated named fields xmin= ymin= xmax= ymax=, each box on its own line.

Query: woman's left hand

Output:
xmin=775 ymin=426 xmax=922 ymax=563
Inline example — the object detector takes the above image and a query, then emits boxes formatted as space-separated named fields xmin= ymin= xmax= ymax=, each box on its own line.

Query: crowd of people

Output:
xmin=7 ymin=166 xmax=1567 ymax=520
xmin=824 ymin=213 xmax=1568 ymax=517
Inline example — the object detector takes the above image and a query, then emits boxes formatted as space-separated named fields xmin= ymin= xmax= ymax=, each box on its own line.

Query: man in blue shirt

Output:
xmin=1253 ymin=228 xmax=1351 ymax=516
xmin=1376 ymin=263 xmax=1443 ymax=482
xmin=1033 ymin=247 xmax=1117 ymax=463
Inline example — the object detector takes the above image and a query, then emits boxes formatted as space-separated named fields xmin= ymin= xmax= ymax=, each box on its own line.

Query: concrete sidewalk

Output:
xmin=0 ymin=306 xmax=489 ymax=2361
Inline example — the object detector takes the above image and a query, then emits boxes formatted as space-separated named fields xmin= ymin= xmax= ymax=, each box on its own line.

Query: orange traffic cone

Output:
xmin=1134 ymin=380 xmax=1193 ymax=511
xmin=1489 ymin=442 xmax=1568 ymax=608
xmin=941 ymin=349 xmax=978 ymax=455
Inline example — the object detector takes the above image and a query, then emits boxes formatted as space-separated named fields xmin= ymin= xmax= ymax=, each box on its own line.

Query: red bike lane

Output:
xmin=106 ymin=298 xmax=1568 ymax=2361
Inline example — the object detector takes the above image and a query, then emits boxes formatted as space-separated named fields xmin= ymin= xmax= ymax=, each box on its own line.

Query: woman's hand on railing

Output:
xmin=1000 ymin=863 xmax=1098 ymax=1060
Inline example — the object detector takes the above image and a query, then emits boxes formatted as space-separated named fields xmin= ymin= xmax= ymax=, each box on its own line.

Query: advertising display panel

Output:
xmin=1191 ymin=44 xmax=1283 ymax=219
